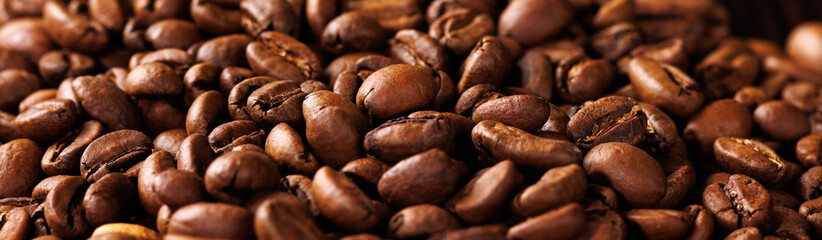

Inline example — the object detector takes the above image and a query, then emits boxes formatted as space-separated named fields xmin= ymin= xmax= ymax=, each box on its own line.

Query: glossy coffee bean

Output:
xmin=627 ymin=57 xmax=705 ymax=118
xmin=389 ymin=29 xmax=449 ymax=71
xmin=246 ymin=31 xmax=322 ymax=81
xmin=753 ymin=100 xmax=810 ymax=141
xmin=388 ymin=204 xmax=460 ymax=239
xmin=312 ymin=166 xmax=384 ymax=232
xmin=498 ymin=0 xmax=572 ymax=46
xmin=265 ymin=123 xmax=320 ymax=176
xmin=624 ymin=209 xmax=692 ymax=240
xmin=684 ymin=99 xmax=753 ymax=158
xmin=14 ymin=98 xmax=77 ymax=142
xmin=80 ymin=129 xmax=153 ymax=183
xmin=0 ymin=69 xmax=39 ymax=111
xmin=166 ymin=202 xmax=253 ymax=239
xmin=37 ymin=50 xmax=94 ymax=87
xmin=364 ymin=111 xmax=470 ymax=163
xmin=378 ymin=149 xmax=468 ymax=208
xmin=321 ymin=11 xmax=385 ymax=54
xmin=303 ymin=90 xmax=369 ymax=168
xmin=472 ymin=120 xmax=582 ymax=171
xmin=72 ymin=76 xmax=142 ymax=131
xmin=702 ymin=174 xmax=772 ymax=232
xmin=584 ymin=142 xmax=666 ymax=208
xmin=356 ymin=64 xmax=439 ymax=120
xmin=207 ymin=120 xmax=266 ymax=155
xmin=83 ymin=173 xmax=136 ymax=227
xmin=714 ymin=137 xmax=794 ymax=185
xmin=254 ymin=194 xmax=324 ymax=240
xmin=471 ymin=95 xmax=551 ymax=133
xmin=0 ymin=139 xmax=44 ymax=198
xmin=567 ymin=96 xmax=647 ymax=149
xmin=506 ymin=203 xmax=585 ymax=240
xmin=43 ymin=175 xmax=89 ymax=239
xmin=205 ymin=150 xmax=280 ymax=204
xmin=457 ymin=36 xmax=511 ymax=93
xmin=511 ymin=164 xmax=586 ymax=217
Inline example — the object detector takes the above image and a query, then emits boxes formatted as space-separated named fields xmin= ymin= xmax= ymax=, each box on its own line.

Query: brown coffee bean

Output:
xmin=428 ymin=9 xmax=493 ymax=57
xmin=389 ymin=29 xmax=449 ymax=71
xmin=797 ymin=166 xmax=822 ymax=202
xmin=511 ymin=164 xmax=586 ymax=217
xmin=152 ymin=129 xmax=187 ymax=157
xmin=125 ymin=62 xmax=184 ymax=97
xmin=312 ymin=166 xmax=384 ymax=232
xmin=80 ymin=129 xmax=153 ymax=183
xmin=388 ymin=204 xmax=459 ymax=239
xmin=137 ymin=151 xmax=175 ymax=217
xmin=584 ymin=142 xmax=667 ymax=208
xmin=798 ymin=133 xmax=822 ymax=167
xmin=207 ymin=120 xmax=266 ymax=155
xmin=205 ymin=150 xmax=280 ymax=204
xmin=32 ymin=176 xmax=73 ymax=202
xmin=72 ymin=76 xmax=142 ymax=130
xmin=472 ymin=120 xmax=582 ymax=171
xmin=445 ymin=160 xmax=522 ymax=224
xmin=305 ymin=0 xmax=337 ymax=39
xmin=240 ymin=0 xmax=298 ymax=37
xmin=0 ymin=18 xmax=54 ymax=62
xmin=624 ymin=209 xmax=692 ymax=240
xmin=694 ymin=40 xmax=759 ymax=99
xmin=378 ymin=149 xmax=468 ymax=208
xmin=0 ymin=139 xmax=44 ymax=198
xmin=471 ymin=95 xmax=551 ymax=133
xmin=506 ymin=203 xmax=585 ymax=240
xmin=175 ymin=134 xmax=214 ymax=177
xmin=364 ymin=111 xmax=469 ymax=163
xmin=0 ymin=207 xmax=31 ymax=240
xmin=145 ymin=19 xmax=202 ymax=49
xmin=428 ymin=224 xmax=506 ymax=240
xmin=724 ymin=227 xmax=762 ymax=240
xmin=14 ymin=99 xmax=77 ymax=142
xmin=265 ymin=123 xmax=320 ymax=176
xmin=41 ymin=120 xmax=104 ymax=176
xmin=567 ymin=96 xmax=647 ymax=149
xmin=734 ymin=86 xmax=769 ymax=110
xmin=341 ymin=158 xmax=390 ymax=188
xmin=684 ymin=99 xmax=753 ymax=158
xmin=357 ymin=64 xmax=439 ymax=120
xmin=43 ymin=175 xmax=90 ymax=238
xmin=166 ymin=202 xmax=253 ymax=239
xmin=253 ymin=194 xmax=324 ymax=240
xmin=498 ymin=0 xmax=572 ymax=46
xmin=186 ymin=90 xmax=226 ymax=136
xmin=554 ymin=58 xmax=616 ymax=104
xmin=627 ymin=57 xmax=705 ymax=118
xmin=343 ymin=0 xmax=423 ymax=32
xmin=702 ymin=174 xmax=772 ymax=232
xmin=457 ymin=36 xmax=510 ymax=93
xmin=190 ymin=0 xmax=242 ymax=35
xmin=42 ymin=1 xmax=108 ymax=53
xmin=246 ymin=31 xmax=322 ymax=81
xmin=684 ymin=204 xmax=716 ymax=240
xmin=753 ymin=100 xmax=810 ymax=141
xmin=770 ymin=206 xmax=811 ymax=239
xmin=303 ymin=91 xmax=370 ymax=168
xmin=152 ymin=169 xmax=207 ymax=210
xmin=196 ymin=34 xmax=253 ymax=69
xmin=245 ymin=80 xmax=307 ymax=130
xmin=18 ymin=89 xmax=57 ymax=113
xmin=800 ymin=197 xmax=822 ymax=237
xmin=0 ymin=47 xmax=33 ymax=74
xmin=591 ymin=22 xmax=641 ymax=60
xmin=321 ymin=11 xmax=385 ymax=54
xmin=0 ymin=69 xmax=39 ymax=111
xmin=628 ymin=38 xmax=690 ymax=70
xmin=714 ymin=137 xmax=794 ymax=185
xmin=575 ymin=209 xmax=627 ymax=240
xmin=653 ymin=138 xmax=697 ymax=209
xmin=787 ymin=22 xmax=822 ymax=74
xmin=83 ymin=173 xmax=136 ymax=227
xmin=37 ymin=50 xmax=95 ymax=87
xmin=88 ymin=223 xmax=160 ymax=240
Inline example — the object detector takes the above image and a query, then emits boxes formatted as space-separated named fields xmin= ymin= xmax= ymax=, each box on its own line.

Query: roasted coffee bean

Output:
xmin=265 ymin=123 xmax=320 ymax=176
xmin=321 ymin=11 xmax=385 ymax=54
xmin=584 ymin=142 xmax=667 ymax=208
xmin=702 ymin=174 xmax=772 ymax=232
xmin=797 ymin=133 xmax=822 ymax=167
xmin=472 ymin=120 xmax=582 ymax=171
xmin=653 ymin=138 xmax=697 ymax=209
xmin=694 ymin=40 xmax=759 ymax=99
xmin=18 ymin=89 xmax=57 ymax=113
xmin=734 ymin=86 xmax=769 ymax=110
xmin=43 ymin=175 xmax=89 ymax=239
xmin=0 ymin=139 xmax=44 ymax=198
xmin=800 ymin=197 xmax=822 ymax=236
xmin=684 ymin=204 xmax=716 ymax=240
xmin=312 ymin=166 xmax=384 ymax=232
xmin=567 ymin=96 xmax=647 ymax=149
xmin=303 ymin=90 xmax=369 ymax=168
xmin=770 ymin=206 xmax=811 ymax=239
xmin=627 ymin=57 xmax=705 ymax=119
xmin=343 ymin=0 xmax=423 ymax=32
xmin=136 ymin=99 xmax=187 ymax=135
xmin=0 ymin=18 xmax=53 ymax=62
xmin=125 ymin=62 xmax=184 ymax=97
xmin=388 ymin=204 xmax=460 ymax=239
xmin=428 ymin=224 xmax=506 ymax=240
xmin=554 ymin=58 xmax=616 ymax=104
xmin=624 ymin=209 xmax=692 ymax=240
xmin=166 ymin=202 xmax=253 ymax=239
xmin=37 ymin=50 xmax=94 ymax=87
xmin=714 ymin=137 xmax=795 ymax=185
xmin=42 ymin=1 xmax=108 ymax=53
xmin=176 ymin=134 xmax=214 ymax=176
xmin=517 ymin=49 xmax=555 ymax=100
xmin=152 ymin=169 xmax=207 ymax=210
xmin=378 ymin=149 xmax=468 ymax=208
xmin=0 ymin=69 xmax=39 ymax=111
xmin=797 ymin=166 xmax=822 ymax=202
xmin=511 ymin=164 xmax=585 ymax=217
xmin=88 ymin=223 xmax=161 ymax=240
xmin=471 ymin=95 xmax=551 ymax=133
xmin=575 ymin=209 xmax=627 ymax=240
xmin=207 ymin=120 xmax=266 ymax=155
xmin=356 ymin=64 xmax=439 ymax=120
xmin=240 ymin=0 xmax=298 ymax=37
xmin=72 ymin=76 xmax=142 ymax=130
xmin=245 ymin=80 xmax=307 ymax=130
xmin=457 ymin=36 xmax=511 ymax=93
xmin=145 ymin=19 xmax=202 ymax=49
xmin=83 ymin=173 xmax=136 ymax=227
xmin=32 ymin=176 xmax=72 ymax=202
xmin=80 ymin=129 xmax=153 ymax=182
xmin=254 ymin=194 xmax=324 ymax=240
xmin=364 ymin=111 xmax=469 ymax=163
xmin=41 ymin=120 xmax=104 ymax=176
xmin=684 ymin=99 xmax=753 ymax=158
xmin=186 ymin=90 xmax=226 ymax=136
xmin=506 ymin=203 xmax=585 ymax=240
xmin=428 ymin=9 xmax=493 ymax=57
xmin=205 ymin=150 xmax=280 ymax=204
xmin=281 ymin=174 xmax=320 ymax=217
xmin=341 ymin=158 xmax=390 ymax=188
xmin=190 ymin=0 xmax=242 ymax=35
xmin=246 ymin=31 xmax=322 ymax=81
xmin=137 ymin=151 xmax=175 ymax=217
xmin=498 ymin=0 xmax=571 ymax=46
xmin=591 ymin=22 xmax=641 ymax=60
xmin=753 ymin=100 xmax=810 ymax=141
xmin=153 ymin=129 xmax=187 ymax=157
xmin=389 ymin=29 xmax=449 ymax=71
xmin=14 ymin=98 xmax=77 ymax=142
xmin=0 ymin=207 xmax=31 ymax=240
xmin=196 ymin=35 xmax=253 ymax=69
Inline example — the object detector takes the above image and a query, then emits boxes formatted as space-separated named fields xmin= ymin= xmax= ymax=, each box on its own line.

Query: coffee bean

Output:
xmin=303 ymin=90 xmax=369 ymax=168
xmin=15 ymin=99 xmax=77 ymax=142
xmin=567 ymin=96 xmax=647 ymax=149
xmin=753 ymin=100 xmax=810 ymax=141
xmin=457 ymin=36 xmax=511 ymax=93
xmin=72 ymin=76 xmax=143 ymax=131
xmin=175 ymin=134 xmax=214 ymax=176
xmin=312 ymin=166 xmax=385 ymax=232
xmin=684 ymin=99 xmax=753 ymax=158
xmin=0 ymin=69 xmax=40 ymax=112
xmin=265 ymin=123 xmax=320 ymax=176
xmin=281 ymin=174 xmax=321 ymax=217
xmin=137 ymin=151 xmax=175 ymax=217
xmin=43 ymin=175 xmax=89 ymax=239
xmin=87 ymin=223 xmax=160 ymax=240
xmin=389 ymin=29 xmax=449 ymax=71
xmin=378 ymin=149 xmax=468 ymax=208
xmin=555 ymin=58 xmax=616 ymax=104
xmin=714 ymin=137 xmax=794 ymax=185
xmin=0 ymin=207 xmax=31 ymax=240
xmin=37 ymin=50 xmax=94 ymax=87
xmin=387 ymin=204 xmax=460 ymax=239
xmin=187 ymin=90 xmax=226 ymax=136
xmin=472 ymin=120 xmax=582 ymax=171
xmin=253 ymin=194 xmax=324 ymax=240
xmin=190 ymin=0 xmax=242 ymax=35
xmin=364 ymin=111 xmax=468 ymax=163
xmin=166 ymin=202 xmax=253 ymax=239
xmin=702 ymin=174 xmax=772 ymax=232
xmin=624 ymin=209 xmax=692 ymax=240
xmin=83 ymin=173 xmax=136 ymax=227
xmin=627 ymin=57 xmax=705 ymax=118
xmin=428 ymin=224 xmax=506 ymax=240
xmin=506 ymin=203 xmax=585 ymax=240
xmin=42 ymin=1 xmax=108 ymax=53
xmin=344 ymin=0 xmax=423 ymax=32
xmin=240 ymin=0 xmax=299 ymax=37
xmin=245 ymin=80 xmax=307 ymax=129
xmin=197 ymin=34 xmax=253 ymax=69
xmin=41 ymin=120 xmax=104 ymax=176
xmin=204 ymin=150 xmax=280 ymax=204
xmin=511 ymin=164 xmax=585 ymax=217
xmin=321 ymin=11 xmax=385 ymax=54
xmin=207 ymin=120 xmax=266 ymax=155
xmin=471 ymin=95 xmax=551 ymax=133
xmin=694 ymin=40 xmax=759 ymax=99
xmin=0 ymin=139 xmax=44 ymax=198
xmin=80 ymin=129 xmax=153 ymax=183
xmin=591 ymin=23 xmax=641 ymax=60
xmin=246 ymin=31 xmax=322 ymax=81
xmin=341 ymin=158 xmax=390 ymax=188
xmin=583 ymin=142 xmax=666 ymax=208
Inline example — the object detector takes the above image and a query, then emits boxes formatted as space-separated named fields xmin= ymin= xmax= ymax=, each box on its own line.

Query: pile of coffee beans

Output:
xmin=4 ymin=0 xmax=822 ymax=239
